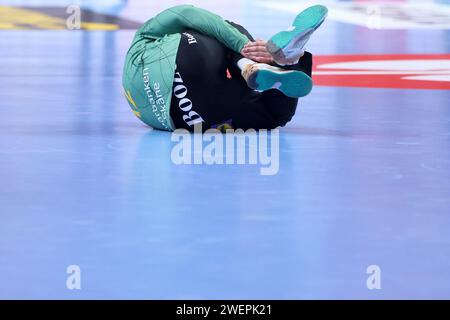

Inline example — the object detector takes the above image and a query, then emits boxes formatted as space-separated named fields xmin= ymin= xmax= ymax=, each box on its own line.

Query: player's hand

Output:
xmin=241 ymin=40 xmax=274 ymax=64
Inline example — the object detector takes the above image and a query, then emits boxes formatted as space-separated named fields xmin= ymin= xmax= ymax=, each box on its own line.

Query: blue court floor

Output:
xmin=0 ymin=0 xmax=450 ymax=299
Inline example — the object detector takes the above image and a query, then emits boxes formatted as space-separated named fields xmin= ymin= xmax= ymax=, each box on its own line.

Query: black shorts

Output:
xmin=169 ymin=23 xmax=312 ymax=132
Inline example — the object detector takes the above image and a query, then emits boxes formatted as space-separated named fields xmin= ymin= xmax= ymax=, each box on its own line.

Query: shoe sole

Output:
xmin=247 ymin=68 xmax=313 ymax=98
xmin=266 ymin=5 xmax=328 ymax=64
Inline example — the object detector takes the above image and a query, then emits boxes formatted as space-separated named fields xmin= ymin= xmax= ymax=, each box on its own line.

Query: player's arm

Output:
xmin=138 ymin=4 xmax=250 ymax=53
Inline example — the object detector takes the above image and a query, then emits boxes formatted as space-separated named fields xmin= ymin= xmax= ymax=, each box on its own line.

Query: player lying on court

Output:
xmin=122 ymin=4 xmax=328 ymax=132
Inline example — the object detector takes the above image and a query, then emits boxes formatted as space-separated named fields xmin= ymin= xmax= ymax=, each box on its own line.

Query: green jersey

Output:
xmin=122 ymin=5 xmax=249 ymax=131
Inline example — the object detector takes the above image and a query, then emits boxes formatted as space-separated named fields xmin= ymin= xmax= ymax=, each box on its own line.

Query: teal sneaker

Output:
xmin=242 ymin=63 xmax=313 ymax=98
xmin=266 ymin=5 xmax=328 ymax=65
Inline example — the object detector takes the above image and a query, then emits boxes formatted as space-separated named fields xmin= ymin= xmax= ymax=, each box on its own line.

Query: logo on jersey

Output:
xmin=313 ymin=54 xmax=450 ymax=90
xmin=173 ymin=71 xmax=205 ymax=127
xmin=182 ymin=32 xmax=197 ymax=45
xmin=123 ymin=89 xmax=141 ymax=118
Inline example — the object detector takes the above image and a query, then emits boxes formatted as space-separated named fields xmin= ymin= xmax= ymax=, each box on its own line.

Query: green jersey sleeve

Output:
xmin=137 ymin=4 xmax=250 ymax=53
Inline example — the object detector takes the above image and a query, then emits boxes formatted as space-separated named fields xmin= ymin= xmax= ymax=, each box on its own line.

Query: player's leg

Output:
xmin=258 ymin=52 xmax=313 ymax=128
xmin=266 ymin=5 xmax=328 ymax=66
xmin=225 ymin=21 xmax=313 ymax=99
xmin=218 ymin=21 xmax=313 ymax=129
xmin=234 ymin=5 xmax=327 ymax=98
